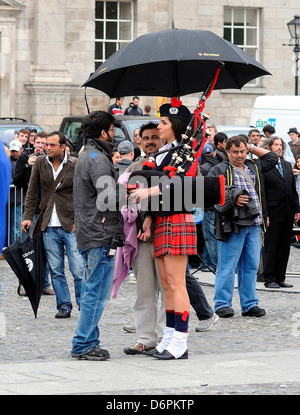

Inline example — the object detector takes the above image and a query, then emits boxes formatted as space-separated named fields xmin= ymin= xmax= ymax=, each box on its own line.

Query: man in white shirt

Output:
xmin=22 ymin=131 xmax=84 ymax=318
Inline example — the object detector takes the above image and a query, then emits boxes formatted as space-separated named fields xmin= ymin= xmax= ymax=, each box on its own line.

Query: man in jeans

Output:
xmin=71 ymin=111 xmax=126 ymax=361
xmin=208 ymin=136 xmax=277 ymax=318
xmin=21 ymin=131 xmax=83 ymax=318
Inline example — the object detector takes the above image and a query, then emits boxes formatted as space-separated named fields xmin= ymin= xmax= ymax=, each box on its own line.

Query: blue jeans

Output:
xmin=43 ymin=227 xmax=83 ymax=312
xmin=71 ymin=246 xmax=115 ymax=355
xmin=214 ymin=226 xmax=260 ymax=313
xmin=32 ymin=214 xmax=51 ymax=290
xmin=10 ymin=204 xmax=25 ymax=244
xmin=202 ymin=211 xmax=217 ymax=269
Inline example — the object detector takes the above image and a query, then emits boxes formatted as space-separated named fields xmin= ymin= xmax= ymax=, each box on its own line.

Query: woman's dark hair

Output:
xmin=169 ymin=117 xmax=188 ymax=142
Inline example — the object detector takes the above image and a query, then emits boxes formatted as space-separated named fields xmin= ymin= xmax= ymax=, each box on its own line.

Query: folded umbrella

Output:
xmin=2 ymin=235 xmax=46 ymax=318
xmin=19 ymin=235 xmax=46 ymax=318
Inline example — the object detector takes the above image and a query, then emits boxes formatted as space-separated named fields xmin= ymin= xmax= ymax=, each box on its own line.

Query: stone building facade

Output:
xmin=0 ymin=0 xmax=299 ymax=131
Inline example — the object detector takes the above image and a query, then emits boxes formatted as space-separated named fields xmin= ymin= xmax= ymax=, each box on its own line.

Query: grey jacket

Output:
xmin=73 ymin=137 xmax=126 ymax=250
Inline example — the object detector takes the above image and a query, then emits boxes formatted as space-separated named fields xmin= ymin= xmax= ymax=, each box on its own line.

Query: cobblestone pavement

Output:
xmin=0 ymin=247 xmax=300 ymax=395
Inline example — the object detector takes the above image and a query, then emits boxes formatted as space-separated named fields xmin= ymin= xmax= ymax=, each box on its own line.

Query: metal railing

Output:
xmin=6 ymin=185 xmax=24 ymax=247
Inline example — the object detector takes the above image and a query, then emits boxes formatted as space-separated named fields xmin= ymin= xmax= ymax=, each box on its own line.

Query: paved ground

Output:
xmin=0 ymin=246 xmax=300 ymax=396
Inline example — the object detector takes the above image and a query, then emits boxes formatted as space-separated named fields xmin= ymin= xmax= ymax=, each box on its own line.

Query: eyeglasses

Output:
xmin=109 ymin=128 xmax=116 ymax=132
xmin=46 ymin=143 xmax=60 ymax=148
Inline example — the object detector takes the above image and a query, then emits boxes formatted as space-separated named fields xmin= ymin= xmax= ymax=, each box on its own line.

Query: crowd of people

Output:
xmin=1 ymin=98 xmax=300 ymax=361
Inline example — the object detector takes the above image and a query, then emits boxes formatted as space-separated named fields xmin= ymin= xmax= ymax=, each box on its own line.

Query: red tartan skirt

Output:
xmin=153 ymin=213 xmax=197 ymax=258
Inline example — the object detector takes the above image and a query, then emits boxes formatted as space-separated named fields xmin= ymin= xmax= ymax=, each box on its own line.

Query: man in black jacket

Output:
xmin=13 ymin=131 xmax=47 ymax=193
xmin=71 ymin=111 xmax=127 ymax=361
xmin=200 ymin=143 xmax=221 ymax=272
xmin=124 ymin=96 xmax=143 ymax=116
xmin=207 ymin=136 xmax=277 ymax=318
xmin=262 ymin=137 xmax=300 ymax=288
xmin=214 ymin=132 xmax=228 ymax=162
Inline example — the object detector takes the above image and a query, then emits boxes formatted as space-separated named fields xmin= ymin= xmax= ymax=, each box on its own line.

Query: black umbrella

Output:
xmin=2 ymin=239 xmax=30 ymax=288
xmin=19 ymin=235 xmax=46 ymax=318
xmin=83 ymin=28 xmax=271 ymax=98
xmin=2 ymin=235 xmax=46 ymax=318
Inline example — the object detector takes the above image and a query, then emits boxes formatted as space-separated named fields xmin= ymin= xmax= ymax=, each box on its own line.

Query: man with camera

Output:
xmin=71 ymin=111 xmax=127 ymax=361
xmin=14 ymin=131 xmax=48 ymax=193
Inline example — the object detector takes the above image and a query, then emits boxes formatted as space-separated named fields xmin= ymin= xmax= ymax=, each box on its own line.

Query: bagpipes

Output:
xmin=128 ymin=62 xmax=226 ymax=208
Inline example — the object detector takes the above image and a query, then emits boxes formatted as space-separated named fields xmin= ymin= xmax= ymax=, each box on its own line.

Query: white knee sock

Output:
xmin=166 ymin=330 xmax=188 ymax=358
xmin=156 ymin=327 xmax=174 ymax=352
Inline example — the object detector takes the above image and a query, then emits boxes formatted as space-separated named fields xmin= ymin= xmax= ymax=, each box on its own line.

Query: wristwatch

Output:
xmin=249 ymin=144 xmax=254 ymax=153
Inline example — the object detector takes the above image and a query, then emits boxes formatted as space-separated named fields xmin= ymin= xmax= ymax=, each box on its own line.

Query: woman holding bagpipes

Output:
xmin=134 ymin=98 xmax=198 ymax=360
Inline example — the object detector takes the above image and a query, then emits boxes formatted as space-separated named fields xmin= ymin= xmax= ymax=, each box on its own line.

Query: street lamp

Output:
xmin=286 ymin=15 xmax=300 ymax=95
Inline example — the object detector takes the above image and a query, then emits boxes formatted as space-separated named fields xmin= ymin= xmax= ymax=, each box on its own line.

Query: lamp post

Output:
xmin=286 ymin=15 xmax=300 ymax=96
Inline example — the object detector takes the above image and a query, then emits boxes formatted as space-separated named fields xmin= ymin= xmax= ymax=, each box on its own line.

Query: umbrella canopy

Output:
xmin=2 ymin=236 xmax=46 ymax=318
xmin=84 ymin=29 xmax=271 ymax=98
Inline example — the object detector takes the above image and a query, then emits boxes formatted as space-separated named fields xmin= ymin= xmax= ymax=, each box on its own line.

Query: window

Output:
xmin=95 ymin=1 xmax=133 ymax=70
xmin=224 ymin=7 xmax=260 ymax=86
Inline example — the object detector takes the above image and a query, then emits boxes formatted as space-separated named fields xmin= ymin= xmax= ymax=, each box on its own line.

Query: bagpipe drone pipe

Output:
xmin=128 ymin=136 xmax=225 ymax=210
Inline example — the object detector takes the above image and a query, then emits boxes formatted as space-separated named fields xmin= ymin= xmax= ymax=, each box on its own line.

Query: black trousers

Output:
xmin=186 ymin=265 xmax=213 ymax=320
xmin=263 ymin=220 xmax=293 ymax=284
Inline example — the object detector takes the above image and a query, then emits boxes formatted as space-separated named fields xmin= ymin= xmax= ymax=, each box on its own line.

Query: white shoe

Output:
xmin=195 ymin=313 xmax=219 ymax=332
xmin=122 ymin=323 xmax=136 ymax=333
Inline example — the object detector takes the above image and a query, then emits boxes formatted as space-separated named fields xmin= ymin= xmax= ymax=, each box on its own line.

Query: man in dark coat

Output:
xmin=124 ymin=96 xmax=143 ymax=116
xmin=262 ymin=137 xmax=300 ymax=288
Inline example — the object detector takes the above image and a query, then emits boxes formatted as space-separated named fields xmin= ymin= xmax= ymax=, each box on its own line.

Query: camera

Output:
xmin=107 ymin=235 xmax=125 ymax=257
xmin=34 ymin=149 xmax=45 ymax=156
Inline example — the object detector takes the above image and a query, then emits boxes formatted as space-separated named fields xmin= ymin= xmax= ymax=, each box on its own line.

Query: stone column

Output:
xmin=25 ymin=0 xmax=79 ymax=131
xmin=0 ymin=0 xmax=25 ymax=116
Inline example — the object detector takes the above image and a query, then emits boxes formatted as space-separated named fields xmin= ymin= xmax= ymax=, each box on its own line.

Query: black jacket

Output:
xmin=124 ymin=103 xmax=143 ymax=116
xmin=73 ymin=138 xmax=126 ymax=250
xmin=199 ymin=156 xmax=220 ymax=176
xmin=207 ymin=151 xmax=278 ymax=230
xmin=263 ymin=158 xmax=300 ymax=223
xmin=214 ymin=186 xmax=260 ymax=241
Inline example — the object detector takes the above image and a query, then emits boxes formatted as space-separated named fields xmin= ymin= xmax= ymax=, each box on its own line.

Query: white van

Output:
xmin=250 ymin=95 xmax=300 ymax=142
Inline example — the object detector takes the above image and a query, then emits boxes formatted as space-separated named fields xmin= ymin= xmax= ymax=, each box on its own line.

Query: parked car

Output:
xmin=59 ymin=116 xmax=84 ymax=152
xmin=215 ymin=124 xmax=253 ymax=138
xmin=113 ymin=115 xmax=159 ymax=144
xmin=0 ymin=117 xmax=43 ymax=141
xmin=59 ymin=115 xmax=160 ymax=152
